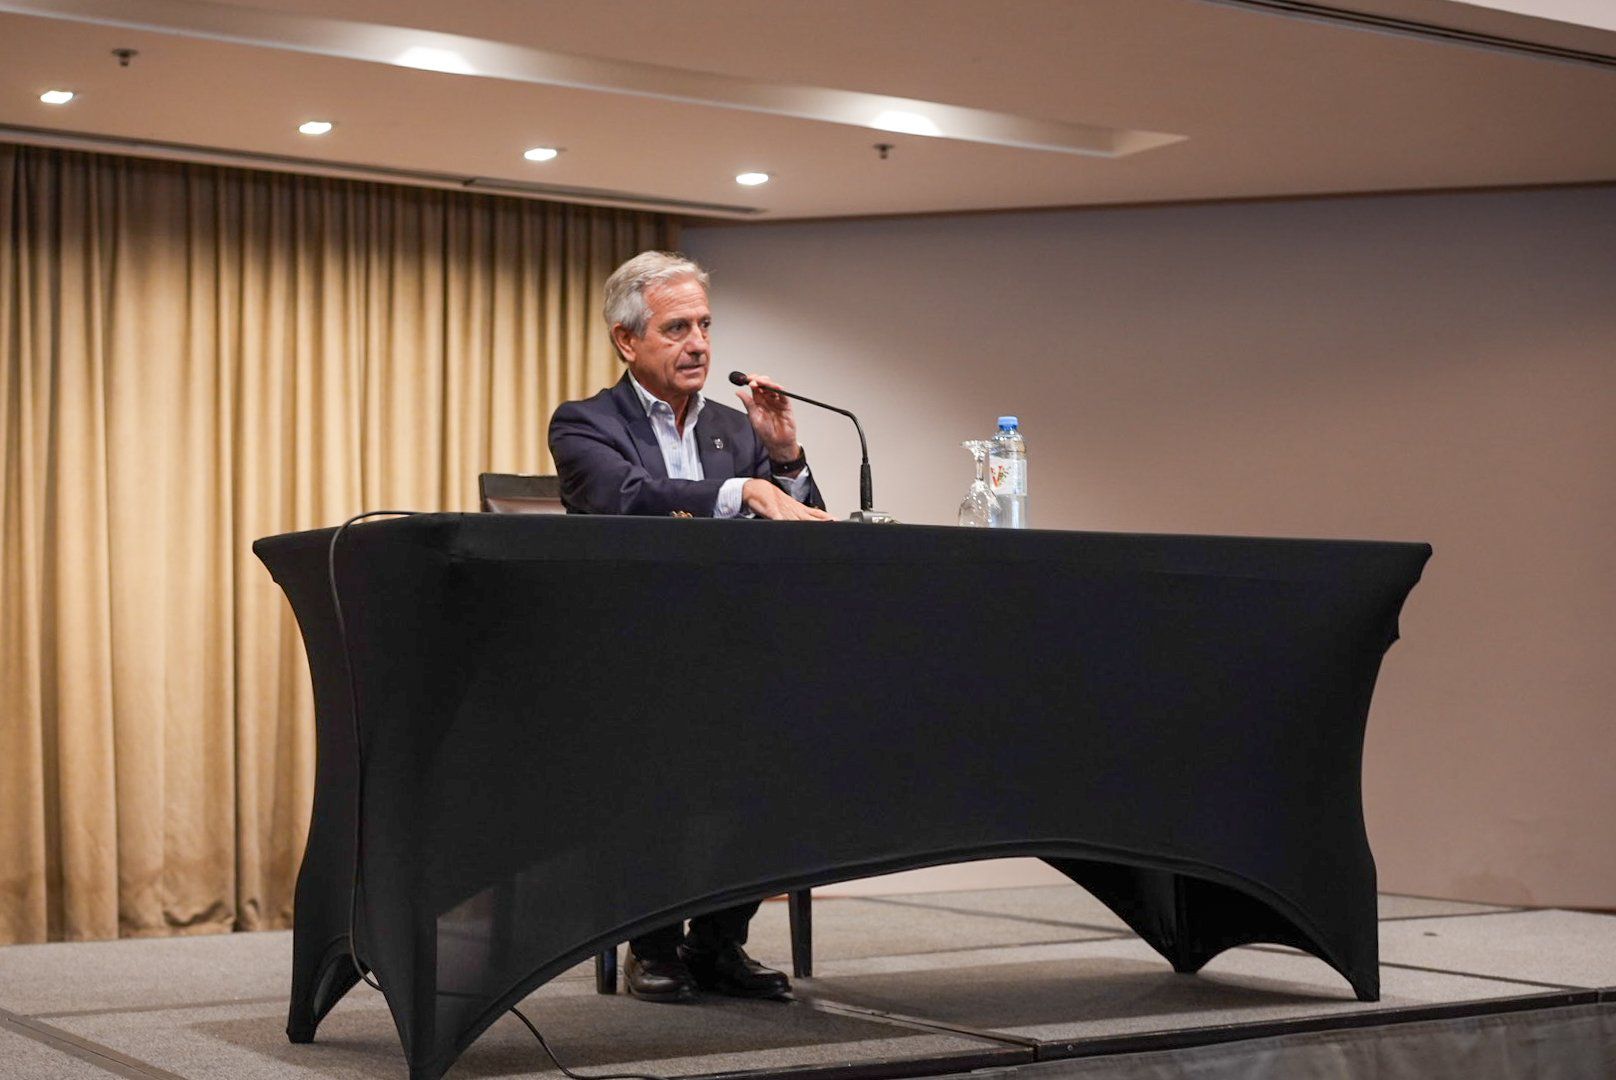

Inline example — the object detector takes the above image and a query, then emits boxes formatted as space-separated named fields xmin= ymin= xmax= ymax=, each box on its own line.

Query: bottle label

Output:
xmin=989 ymin=456 xmax=1026 ymax=497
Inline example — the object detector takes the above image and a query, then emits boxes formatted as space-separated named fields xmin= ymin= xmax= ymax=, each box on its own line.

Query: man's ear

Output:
xmin=611 ymin=324 xmax=638 ymax=363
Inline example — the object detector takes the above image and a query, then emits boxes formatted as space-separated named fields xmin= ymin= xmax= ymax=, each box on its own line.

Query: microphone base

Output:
xmin=847 ymin=509 xmax=899 ymax=524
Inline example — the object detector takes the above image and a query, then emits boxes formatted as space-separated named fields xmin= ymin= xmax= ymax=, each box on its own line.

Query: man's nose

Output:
xmin=688 ymin=326 xmax=709 ymax=351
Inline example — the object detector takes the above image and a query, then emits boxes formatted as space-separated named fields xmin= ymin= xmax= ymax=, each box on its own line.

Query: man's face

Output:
xmin=616 ymin=276 xmax=711 ymax=406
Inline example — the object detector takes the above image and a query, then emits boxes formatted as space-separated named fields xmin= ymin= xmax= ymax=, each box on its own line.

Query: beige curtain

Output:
xmin=0 ymin=143 xmax=676 ymax=944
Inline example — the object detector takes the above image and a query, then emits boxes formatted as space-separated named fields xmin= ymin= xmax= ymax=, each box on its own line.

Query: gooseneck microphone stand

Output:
xmin=729 ymin=372 xmax=896 ymax=523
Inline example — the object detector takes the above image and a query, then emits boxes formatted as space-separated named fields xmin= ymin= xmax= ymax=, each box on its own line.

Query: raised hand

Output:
xmin=734 ymin=373 xmax=799 ymax=463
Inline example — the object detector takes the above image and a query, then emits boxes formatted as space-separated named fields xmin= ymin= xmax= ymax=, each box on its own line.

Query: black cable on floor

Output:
xmin=508 ymin=1003 xmax=672 ymax=1080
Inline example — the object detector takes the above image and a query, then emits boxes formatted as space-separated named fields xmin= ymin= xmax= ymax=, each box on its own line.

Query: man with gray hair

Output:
xmin=547 ymin=251 xmax=828 ymax=1003
xmin=549 ymin=250 xmax=830 ymax=522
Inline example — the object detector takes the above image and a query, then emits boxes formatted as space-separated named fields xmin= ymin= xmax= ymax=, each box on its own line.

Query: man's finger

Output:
xmin=748 ymin=374 xmax=790 ymax=402
xmin=753 ymin=489 xmax=830 ymax=521
xmin=788 ymin=500 xmax=833 ymax=521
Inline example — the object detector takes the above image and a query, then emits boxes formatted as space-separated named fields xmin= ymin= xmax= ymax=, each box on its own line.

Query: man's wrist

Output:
xmin=715 ymin=477 xmax=750 ymax=518
xmin=769 ymin=445 xmax=807 ymax=476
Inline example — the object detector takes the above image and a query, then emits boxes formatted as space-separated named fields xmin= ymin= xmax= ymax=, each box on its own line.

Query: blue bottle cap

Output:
xmin=997 ymin=416 xmax=1019 ymax=429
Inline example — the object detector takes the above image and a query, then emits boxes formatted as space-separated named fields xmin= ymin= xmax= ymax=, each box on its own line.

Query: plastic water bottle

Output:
xmin=988 ymin=416 xmax=1028 ymax=529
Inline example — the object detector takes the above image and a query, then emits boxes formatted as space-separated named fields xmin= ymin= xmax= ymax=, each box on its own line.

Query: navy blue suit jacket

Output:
xmin=548 ymin=375 xmax=826 ymax=516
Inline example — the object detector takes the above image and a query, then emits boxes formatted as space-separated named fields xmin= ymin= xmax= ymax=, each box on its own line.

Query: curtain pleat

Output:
xmin=0 ymin=143 xmax=676 ymax=943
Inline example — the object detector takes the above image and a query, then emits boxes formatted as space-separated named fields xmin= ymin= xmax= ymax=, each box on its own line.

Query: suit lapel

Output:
xmin=696 ymin=407 xmax=736 ymax=480
xmin=610 ymin=376 xmax=667 ymax=480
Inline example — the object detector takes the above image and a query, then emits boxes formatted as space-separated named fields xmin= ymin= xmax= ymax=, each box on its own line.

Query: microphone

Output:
xmin=728 ymin=371 xmax=894 ymax=522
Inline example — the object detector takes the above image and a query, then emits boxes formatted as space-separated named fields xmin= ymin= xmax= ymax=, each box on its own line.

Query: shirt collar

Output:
xmin=627 ymin=371 xmax=705 ymax=424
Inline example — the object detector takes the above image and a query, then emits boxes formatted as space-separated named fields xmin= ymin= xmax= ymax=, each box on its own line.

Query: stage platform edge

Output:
xmin=0 ymin=886 xmax=1611 ymax=1079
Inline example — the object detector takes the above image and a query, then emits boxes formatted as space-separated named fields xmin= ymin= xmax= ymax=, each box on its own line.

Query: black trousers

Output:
xmin=630 ymin=899 xmax=762 ymax=960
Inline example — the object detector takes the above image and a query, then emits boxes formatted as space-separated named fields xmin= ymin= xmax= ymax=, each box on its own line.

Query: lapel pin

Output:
xmin=713 ymin=436 xmax=724 ymax=450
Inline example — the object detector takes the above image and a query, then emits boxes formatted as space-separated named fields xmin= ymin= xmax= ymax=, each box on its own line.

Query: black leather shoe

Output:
xmin=624 ymin=950 xmax=697 ymax=1003
xmin=679 ymin=942 xmax=791 ymax=1000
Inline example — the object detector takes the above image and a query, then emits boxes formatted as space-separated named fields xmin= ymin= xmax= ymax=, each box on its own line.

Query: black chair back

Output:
xmin=478 ymin=473 xmax=565 ymax=514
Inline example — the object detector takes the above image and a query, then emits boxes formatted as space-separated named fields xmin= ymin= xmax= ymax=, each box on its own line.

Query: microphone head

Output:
xmin=727 ymin=370 xmax=749 ymax=387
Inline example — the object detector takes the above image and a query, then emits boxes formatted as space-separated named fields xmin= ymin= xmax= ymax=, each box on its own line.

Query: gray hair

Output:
xmin=603 ymin=251 xmax=710 ymax=357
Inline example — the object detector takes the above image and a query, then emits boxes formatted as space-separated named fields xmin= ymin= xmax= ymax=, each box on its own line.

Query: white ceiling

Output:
xmin=1 ymin=0 xmax=1613 ymax=220
xmin=1454 ymin=0 xmax=1616 ymax=33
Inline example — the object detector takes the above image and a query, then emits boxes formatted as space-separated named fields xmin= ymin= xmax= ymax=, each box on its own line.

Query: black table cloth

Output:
xmin=253 ymin=515 xmax=1430 ymax=1080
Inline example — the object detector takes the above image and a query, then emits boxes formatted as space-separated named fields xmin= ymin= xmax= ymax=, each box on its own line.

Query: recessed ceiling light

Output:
xmin=40 ymin=90 xmax=76 ymax=105
xmin=870 ymin=110 xmax=942 ymax=137
xmin=735 ymin=172 xmax=770 ymax=186
xmin=298 ymin=120 xmax=334 ymax=136
xmin=523 ymin=147 xmax=560 ymax=162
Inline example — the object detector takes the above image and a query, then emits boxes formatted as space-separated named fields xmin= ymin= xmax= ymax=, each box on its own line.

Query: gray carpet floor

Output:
xmin=1 ymin=886 xmax=1611 ymax=1080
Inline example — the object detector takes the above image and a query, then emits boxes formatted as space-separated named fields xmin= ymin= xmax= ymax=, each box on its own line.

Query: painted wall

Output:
xmin=683 ymin=186 xmax=1616 ymax=907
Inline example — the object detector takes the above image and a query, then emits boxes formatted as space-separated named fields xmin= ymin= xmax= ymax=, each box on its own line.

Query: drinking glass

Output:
xmin=957 ymin=440 xmax=1001 ymax=527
